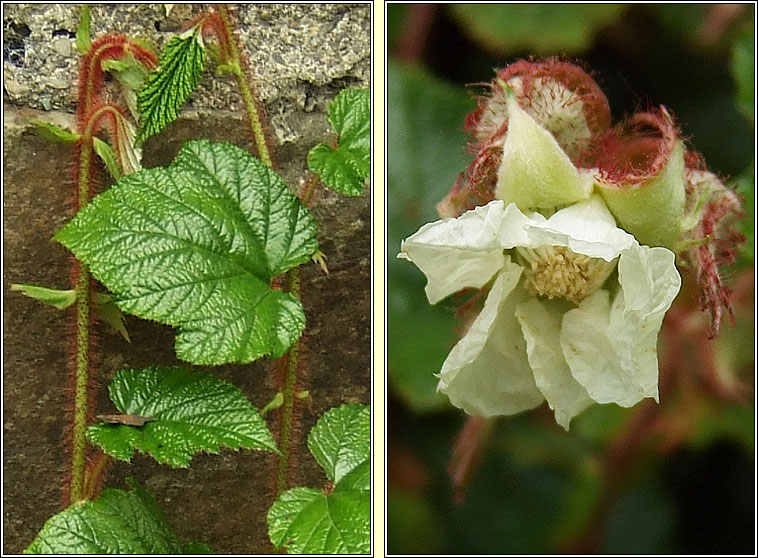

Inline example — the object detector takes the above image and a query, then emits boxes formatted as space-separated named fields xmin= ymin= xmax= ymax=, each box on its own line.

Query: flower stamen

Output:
xmin=517 ymin=245 xmax=616 ymax=303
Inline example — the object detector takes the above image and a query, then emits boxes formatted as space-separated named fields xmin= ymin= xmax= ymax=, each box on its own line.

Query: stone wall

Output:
xmin=3 ymin=3 xmax=371 ymax=553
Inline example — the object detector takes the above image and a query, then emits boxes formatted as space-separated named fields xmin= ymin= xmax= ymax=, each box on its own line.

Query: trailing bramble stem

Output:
xmin=275 ymin=271 xmax=301 ymax=496
xmin=65 ymin=24 xmax=156 ymax=504
xmin=215 ymin=5 xmax=273 ymax=168
xmin=212 ymin=5 xmax=305 ymax=498
xmin=69 ymin=132 xmax=94 ymax=504
xmin=82 ymin=451 xmax=112 ymax=501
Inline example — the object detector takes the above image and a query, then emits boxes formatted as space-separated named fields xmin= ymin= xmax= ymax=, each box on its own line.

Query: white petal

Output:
xmin=399 ymin=200 xmax=535 ymax=304
xmin=560 ymin=243 xmax=681 ymax=407
xmin=515 ymin=297 xmax=594 ymax=429
xmin=524 ymin=195 xmax=635 ymax=261
xmin=438 ymin=259 xmax=544 ymax=417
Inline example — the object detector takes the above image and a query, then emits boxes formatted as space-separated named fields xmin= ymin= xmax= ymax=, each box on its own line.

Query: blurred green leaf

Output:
xmin=93 ymin=137 xmax=122 ymax=180
xmin=76 ymin=5 xmax=91 ymax=55
xmin=732 ymin=166 xmax=754 ymax=268
xmin=731 ymin=27 xmax=754 ymax=122
xmin=450 ymin=4 xmax=626 ymax=55
xmin=651 ymin=4 xmax=708 ymax=43
xmin=571 ymin=403 xmax=630 ymax=445
xmin=387 ymin=5 xmax=409 ymax=51
xmin=691 ymin=404 xmax=754 ymax=454
xmin=387 ymin=60 xmax=473 ymax=413
xmin=387 ymin=488 xmax=446 ymax=554
xmin=601 ymin=480 xmax=676 ymax=554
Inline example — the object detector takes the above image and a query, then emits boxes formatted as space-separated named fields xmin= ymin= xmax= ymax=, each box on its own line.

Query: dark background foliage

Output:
xmin=387 ymin=3 xmax=754 ymax=554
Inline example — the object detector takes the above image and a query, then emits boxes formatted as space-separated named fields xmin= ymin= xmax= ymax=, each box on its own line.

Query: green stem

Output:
xmin=216 ymin=5 xmax=272 ymax=168
xmin=214 ymin=5 xmax=306 ymax=498
xmin=69 ymin=140 xmax=93 ymax=504
xmin=275 ymin=271 xmax=301 ymax=496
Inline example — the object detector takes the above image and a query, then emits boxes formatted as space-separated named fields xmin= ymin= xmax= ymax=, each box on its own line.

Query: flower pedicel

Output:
xmin=400 ymin=59 xmax=742 ymax=429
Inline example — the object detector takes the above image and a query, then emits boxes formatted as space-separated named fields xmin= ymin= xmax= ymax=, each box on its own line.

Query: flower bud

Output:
xmin=593 ymin=108 xmax=687 ymax=249
xmin=438 ymin=59 xmax=610 ymax=218
xmin=495 ymin=86 xmax=593 ymax=210
xmin=679 ymin=163 xmax=743 ymax=336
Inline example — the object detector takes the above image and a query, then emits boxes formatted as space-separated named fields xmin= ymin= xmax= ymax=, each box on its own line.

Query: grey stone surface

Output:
xmin=3 ymin=3 xmax=370 ymax=554
xmin=3 ymin=3 xmax=370 ymax=142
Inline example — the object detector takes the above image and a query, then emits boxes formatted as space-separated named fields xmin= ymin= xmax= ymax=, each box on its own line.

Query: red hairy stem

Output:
xmin=77 ymin=35 xmax=156 ymax=127
xmin=394 ymin=4 xmax=439 ymax=63
xmin=82 ymin=450 xmax=113 ymax=501
xmin=64 ymin=31 xmax=155 ymax=505
xmin=207 ymin=5 xmax=310 ymax=508
xmin=213 ymin=5 xmax=278 ymax=170
xmin=448 ymin=416 xmax=493 ymax=504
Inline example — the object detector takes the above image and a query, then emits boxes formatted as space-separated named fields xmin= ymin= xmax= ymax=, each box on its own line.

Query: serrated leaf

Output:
xmin=55 ymin=140 xmax=318 ymax=365
xmin=268 ymin=403 xmax=370 ymax=554
xmin=307 ymin=88 xmax=370 ymax=196
xmin=308 ymin=403 xmax=370 ymax=484
xmin=25 ymin=480 xmax=209 ymax=554
xmin=87 ymin=366 xmax=278 ymax=467
xmin=267 ymin=487 xmax=370 ymax=554
xmin=93 ymin=137 xmax=122 ymax=180
xmin=32 ymin=120 xmax=80 ymax=143
xmin=336 ymin=458 xmax=370 ymax=492
xmin=137 ymin=27 xmax=206 ymax=142
xmin=11 ymin=284 xmax=76 ymax=309
xmin=76 ymin=5 xmax=91 ymax=55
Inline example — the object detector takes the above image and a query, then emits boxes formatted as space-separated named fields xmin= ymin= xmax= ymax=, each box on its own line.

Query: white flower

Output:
xmin=398 ymin=195 xmax=681 ymax=429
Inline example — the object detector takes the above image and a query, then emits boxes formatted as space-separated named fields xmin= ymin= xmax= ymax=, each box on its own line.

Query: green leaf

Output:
xmin=87 ymin=366 xmax=278 ymax=467
xmin=268 ymin=403 xmax=370 ymax=554
xmin=55 ymin=140 xmax=318 ymax=365
xmin=94 ymin=293 xmax=130 ymax=342
xmin=25 ymin=480 xmax=209 ymax=554
xmin=387 ymin=60 xmax=472 ymax=414
xmin=335 ymin=458 xmax=370 ymax=492
xmin=31 ymin=120 xmax=80 ymax=144
xmin=93 ymin=137 xmax=122 ymax=180
xmin=733 ymin=166 xmax=754 ymax=267
xmin=103 ymin=53 xmax=151 ymax=121
xmin=11 ymin=284 xmax=76 ymax=309
xmin=268 ymin=486 xmax=370 ymax=554
xmin=137 ymin=27 xmax=206 ymax=142
xmin=10 ymin=284 xmax=129 ymax=339
xmin=308 ymin=403 xmax=370 ymax=484
xmin=450 ymin=4 xmax=625 ymax=54
xmin=76 ymin=5 xmax=91 ymax=55
xmin=731 ymin=27 xmax=754 ymax=123
xmin=307 ymin=88 xmax=370 ymax=196
xmin=95 ymin=110 xmax=144 ymax=177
